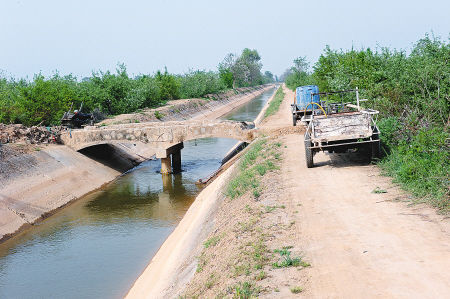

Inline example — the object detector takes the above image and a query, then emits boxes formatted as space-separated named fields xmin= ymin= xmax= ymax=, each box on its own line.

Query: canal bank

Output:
xmin=126 ymin=86 xmax=281 ymax=299
xmin=0 ymin=87 xmax=276 ymax=298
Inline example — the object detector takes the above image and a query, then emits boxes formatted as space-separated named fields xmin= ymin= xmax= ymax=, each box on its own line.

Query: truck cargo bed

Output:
xmin=311 ymin=112 xmax=372 ymax=142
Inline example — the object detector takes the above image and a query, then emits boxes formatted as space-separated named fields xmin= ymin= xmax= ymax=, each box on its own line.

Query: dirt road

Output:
xmin=264 ymin=85 xmax=450 ymax=298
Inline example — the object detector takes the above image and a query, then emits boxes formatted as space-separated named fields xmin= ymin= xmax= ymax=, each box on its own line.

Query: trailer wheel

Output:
xmin=372 ymin=140 xmax=381 ymax=159
xmin=292 ymin=114 xmax=297 ymax=126
xmin=305 ymin=134 xmax=314 ymax=168
xmin=371 ymin=127 xmax=381 ymax=159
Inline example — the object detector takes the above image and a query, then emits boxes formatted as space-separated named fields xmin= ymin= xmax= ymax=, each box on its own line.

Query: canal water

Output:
xmin=0 ymin=88 xmax=274 ymax=299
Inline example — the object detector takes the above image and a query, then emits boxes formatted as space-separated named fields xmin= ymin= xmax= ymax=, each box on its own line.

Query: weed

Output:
xmin=265 ymin=206 xmax=276 ymax=213
xmin=204 ymin=235 xmax=222 ymax=248
xmin=264 ymin=205 xmax=284 ymax=213
xmin=154 ymin=111 xmax=165 ymax=120
xmin=240 ymin=218 xmax=258 ymax=233
xmin=196 ymin=253 xmax=207 ymax=273
xmin=255 ymin=164 xmax=268 ymax=176
xmin=233 ymin=264 xmax=251 ymax=277
xmin=272 ymin=247 xmax=310 ymax=268
xmin=290 ymin=286 xmax=303 ymax=294
xmin=205 ymin=274 xmax=215 ymax=289
xmin=255 ymin=270 xmax=266 ymax=281
xmin=226 ymin=139 xmax=280 ymax=200
xmin=230 ymin=281 xmax=260 ymax=298
xmin=265 ymin=87 xmax=285 ymax=118
xmin=372 ymin=187 xmax=387 ymax=194
xmin=252 ymin=238 xmax=268 ymax=265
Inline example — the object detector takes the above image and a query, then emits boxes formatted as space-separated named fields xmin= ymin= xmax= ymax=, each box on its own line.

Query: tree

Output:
xmin=264 ymin=71 xmax=274 ymax=83
xmin=284 ymin=57 xmax=313 ymax=90
xmin=218 ymin=53 xmax=236 ymax=88
xmin=218 ymin=48 xmax=264 ymax=88
xmin=292 ymin=56 xmax=310 ymax=73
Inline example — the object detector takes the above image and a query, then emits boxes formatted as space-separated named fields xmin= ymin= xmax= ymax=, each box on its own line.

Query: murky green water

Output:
xmin=0 ymin=89 xmax=274 ymax=299
xmin=222 ymin=90 xmax=272 ymax=121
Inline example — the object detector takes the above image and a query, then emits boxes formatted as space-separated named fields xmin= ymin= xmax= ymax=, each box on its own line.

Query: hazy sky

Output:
xmin=1 ymin=0 xmax=449 ymax=79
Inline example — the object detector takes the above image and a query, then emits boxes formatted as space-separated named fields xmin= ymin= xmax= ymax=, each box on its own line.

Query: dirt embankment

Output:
xmin=0 ymin=84 xmax=275 ymax=242
xmin=130 ymin=84 xmax=450 ymax=298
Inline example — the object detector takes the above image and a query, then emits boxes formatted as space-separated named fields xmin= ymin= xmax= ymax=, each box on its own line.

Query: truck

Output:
xmin=295 ymin=85 xmax=381 ymax=168
xmin=291 ymin=85 xmax=321 ymax=126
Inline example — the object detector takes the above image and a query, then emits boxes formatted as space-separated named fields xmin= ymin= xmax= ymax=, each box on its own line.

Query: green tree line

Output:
xmin=0 ymin=49 xmax=274 ymax=126
xmin=284 ymin=34 xmax=449 ymax=211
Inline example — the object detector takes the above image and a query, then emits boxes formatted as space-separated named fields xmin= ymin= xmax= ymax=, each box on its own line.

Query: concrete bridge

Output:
xmin=60 ymin=120 xmax=257 ymax=174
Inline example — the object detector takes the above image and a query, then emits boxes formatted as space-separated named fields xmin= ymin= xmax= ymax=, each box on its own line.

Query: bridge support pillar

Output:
xmin=157 ymin=142 xmax=184 ymax=175
xmin=172 ymin=150 xmax=182 ymax=174
xmin=160 ymin=157 xmax=172 ymax=174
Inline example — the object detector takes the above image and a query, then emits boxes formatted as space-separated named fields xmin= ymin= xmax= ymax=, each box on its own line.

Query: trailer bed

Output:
xmin=311 ymin=112 xmax=372 ymax=142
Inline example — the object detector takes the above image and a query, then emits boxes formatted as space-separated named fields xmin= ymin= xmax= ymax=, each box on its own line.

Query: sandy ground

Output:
xmin=146 ymin=84 xmax=450 ymax=298
xmin=263 ymin=85 xmax=450 ymax=297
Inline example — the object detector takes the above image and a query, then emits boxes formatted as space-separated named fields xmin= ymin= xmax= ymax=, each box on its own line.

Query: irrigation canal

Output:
xmin=0 ymin=89 xmax=274 ymax=298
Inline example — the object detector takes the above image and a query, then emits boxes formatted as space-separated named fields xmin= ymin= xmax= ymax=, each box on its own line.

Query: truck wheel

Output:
xmin=305 ymin=134 xmax=314 ymax=168
xmin=292 ymin=114 xmax=297 ymax=126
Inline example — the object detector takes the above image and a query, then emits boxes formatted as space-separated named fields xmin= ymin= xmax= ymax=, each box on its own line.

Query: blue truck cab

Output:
xmin=291 ymin=85 xmax=321 ymax=126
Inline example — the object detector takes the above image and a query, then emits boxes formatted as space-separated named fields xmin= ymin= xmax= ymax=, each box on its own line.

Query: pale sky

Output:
xmin=0 ymin=0 xmax=449 ymax=79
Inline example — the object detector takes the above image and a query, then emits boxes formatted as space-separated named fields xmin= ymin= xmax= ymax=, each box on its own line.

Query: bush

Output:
xmin=17 ymin=74 xmax=81 ymax=126
xmin=0 ymin=65 xmax=231 ymax=126
xmin=177 ymin=70 xmax=226 ymax=98
xmin=380 ymin=128 xmax=449 ymax=211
